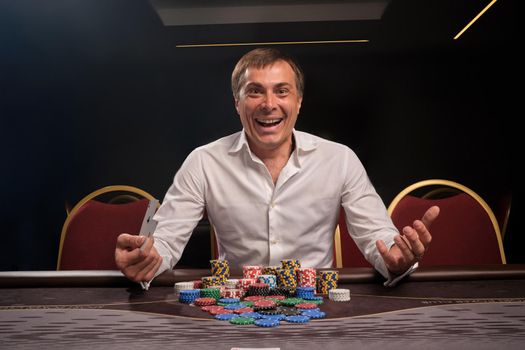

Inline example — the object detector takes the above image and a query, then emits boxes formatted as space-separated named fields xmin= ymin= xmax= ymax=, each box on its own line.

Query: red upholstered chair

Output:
xmin=57 ymin=185 xmax=157 ymax=270
xmin=333 ymin=208 xmax=372 ymax=268
xmin=387 ymin=179 xmax=506 ymax=266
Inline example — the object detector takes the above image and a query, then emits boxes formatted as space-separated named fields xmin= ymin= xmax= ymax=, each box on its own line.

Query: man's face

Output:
xmin=235 ymin=60 xmax=302 ymax=155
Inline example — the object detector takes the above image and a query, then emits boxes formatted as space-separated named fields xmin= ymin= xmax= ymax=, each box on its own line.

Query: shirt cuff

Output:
xmin=383 ymin=261 xmax=419 ymax=287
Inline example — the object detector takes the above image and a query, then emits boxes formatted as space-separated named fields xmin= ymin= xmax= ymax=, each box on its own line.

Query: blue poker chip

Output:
xmin=240 ymin=312 xmax=263 ymax=319
xmin=224 ymin=303 xmax=246 ymax=310
xmin=215 ymin=313 xmax=239 ymax=321
xmin=285 ymin=315 xmax=310 ymax=323
xmin=261 ymin=314 xmax=286 ymax=321
xmin=254 ymin=318 xmax=280 ymax=327
xmin=219 ymin=297 xmax=240 ymax=304
xmin=301 ymin=310 xmax=326 ymax=319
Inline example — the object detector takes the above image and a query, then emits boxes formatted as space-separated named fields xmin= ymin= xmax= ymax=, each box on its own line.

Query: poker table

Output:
xmin=1 ymin=265 xmax=525 ymax=350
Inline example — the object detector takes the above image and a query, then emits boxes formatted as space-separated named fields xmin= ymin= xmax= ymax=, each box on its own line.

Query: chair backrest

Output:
xmin=57 ymin=185 xmax=156 ymax=270
xmin=387 ymin=179 xmax=506 ymax=266
xmin=333 ymin=207 xmax=372 ymax=268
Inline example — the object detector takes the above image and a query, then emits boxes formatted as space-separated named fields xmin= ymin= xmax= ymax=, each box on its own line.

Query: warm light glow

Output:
xmin=176 ymin=39 xmax=369 ymax=48
xmin=454 ymin=0 xmax=498 ymax=40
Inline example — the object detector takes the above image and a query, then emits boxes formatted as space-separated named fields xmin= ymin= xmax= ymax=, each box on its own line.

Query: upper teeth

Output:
xmin=257 ymin=119 xmax=281 ymax=124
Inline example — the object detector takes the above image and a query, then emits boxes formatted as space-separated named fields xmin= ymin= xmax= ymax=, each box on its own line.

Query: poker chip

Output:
xmin=254 ymin=318 xmax=280 ymax=327
xmin=280 ymin=298 xmax=304 ymax=306
xmin=239 ymin=312 xmax=264 ymax=319
xmin=233 ymin=307 xmax=254 ymax=314
xmin=295 ymin=303 xmax=318 ymax=309
xmin=261 ymin=314 xmax=286 ymax=321
xmin=215 ymin=313 xmax=239 ymax=321
xmin=301 ymin=310 xmax=326 ymax=319
xmin=230 ymin=316 xmax=255 ymax=325
xmin=253 ymin=299 xmax=276 ymax=309
xmin=219 ymin=297 xmax=240 ymax=304
xmin=328 ymin=288 xmax=351 ymax=302
xmin=275 ymin=306 xmax=301 ymax=316
xmin=224 ymin=303 xmax=247 ymax=310
xmin=243 ymin=295 xmax=264 ymax=302
xmin=194 ymin=297 xmax=217 ymax=306
xmin=285 ymin=315 xmax=310 ymax=323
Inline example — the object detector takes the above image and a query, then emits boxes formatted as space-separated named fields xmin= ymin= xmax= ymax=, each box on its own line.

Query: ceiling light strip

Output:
xmin=454 ymin=0 xmax=497 ymax=40
xmin=176 ymin=39 xmax=369 ymax=48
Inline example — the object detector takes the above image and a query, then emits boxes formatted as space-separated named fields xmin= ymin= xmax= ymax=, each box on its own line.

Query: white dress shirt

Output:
xmin=153 ymin=129 xmax=414 ymax=285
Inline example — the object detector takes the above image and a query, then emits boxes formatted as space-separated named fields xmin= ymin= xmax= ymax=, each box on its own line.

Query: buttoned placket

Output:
xmin=267 ymin=154 xmax=301 ymax=266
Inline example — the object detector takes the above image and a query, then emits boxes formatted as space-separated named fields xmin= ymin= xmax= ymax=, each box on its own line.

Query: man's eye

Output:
xmin=247 ymin=88 xmax=261 ymax=95
xmin=277 ymin=89 xmax=289 ymax=95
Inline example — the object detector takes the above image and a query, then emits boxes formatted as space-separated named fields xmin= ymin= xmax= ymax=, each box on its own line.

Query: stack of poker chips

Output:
xmin=276 ymin=268 xmax=297 ymax=289
xmin=258 ymin=274 xmax=277 ymax=289
xmin=178 ymin=289 xmax=200 ymax=304
xmin=247 ymin=282 xmax=270 ymax=297
xmin=174 ymin=281 xmax=195 ymax=298
xmin=210 ymin=259 xmax=230 ymax=279
xmin=328 ymin=288 xmax=351 ymax=302
xmin=295 ymin=286 xmax=316 ymax=300
xmin=238 ymin=278 xmax=257 ymax=295
xmin=201 ymin=275 xmax=226 ymax=288
xmin=297 ymin=267 xmax=316 ymax=287
xmin=281 ymin=259 xmax=301 ymax=270
xmin=243 ymin=265 xmax=263 ymax=279
xmin=263 ymin=266 xmax=280 ymax=275
xmin=200 ymin=287 xmax=222 ymax=301
xmin=317 ymin=270 xmax=339 ymax=294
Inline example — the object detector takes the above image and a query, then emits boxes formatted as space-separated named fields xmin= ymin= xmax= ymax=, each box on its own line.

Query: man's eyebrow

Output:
xmin=274 ymin=82 xmax=292 ymax=88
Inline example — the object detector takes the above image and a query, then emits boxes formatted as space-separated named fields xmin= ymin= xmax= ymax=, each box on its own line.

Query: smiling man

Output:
xmin=115 ymin=48 xmax=439 ymax=287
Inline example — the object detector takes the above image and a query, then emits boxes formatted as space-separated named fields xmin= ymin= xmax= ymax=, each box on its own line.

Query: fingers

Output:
xmin=124 ymin=245 xmax=162 ymax=282
xmin=402 ymin=225 xmax=426 ymax=258
xmin=376 ymin=239 xmax=401 ymax=270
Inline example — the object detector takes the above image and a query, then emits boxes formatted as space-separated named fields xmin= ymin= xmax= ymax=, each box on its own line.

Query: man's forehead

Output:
xmin=243 ymin=61 xmax=296 ymax=84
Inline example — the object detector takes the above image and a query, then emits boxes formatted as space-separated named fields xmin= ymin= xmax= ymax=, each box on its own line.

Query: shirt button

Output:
xmin=270 ymin=202 xmax=275 ymax=209
xmin=270 ymin=239 xmax=277 ymax=245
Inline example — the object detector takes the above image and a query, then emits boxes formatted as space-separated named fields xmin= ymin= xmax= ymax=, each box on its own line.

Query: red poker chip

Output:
xmin=194 ymin=298 xmax=217 ymax=306
xmin=250 ymin=283 xmax=269 ymax=288
xmin=243 ymin=296 xmax=264 ymax=302
xmin=295 ymin=303 xmax=318 ymax=309
xmin=211 ymin=308 xmax=234 ymax=315
xmin=234 ymin=307 xmax=254 ymax=314
xmin=266 ymin=295 xmax=285 ymax=300
xmin=201 ymin=305 xmax=223 ymax=312
xmin=254 ymin=300 xmax=276 ymax=308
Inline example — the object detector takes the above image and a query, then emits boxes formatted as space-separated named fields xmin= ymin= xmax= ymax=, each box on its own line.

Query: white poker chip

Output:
xmin=174 ymin=281 xmax=194 ymax=291
xmin=328 ymin=288 xmax=351 ymax=302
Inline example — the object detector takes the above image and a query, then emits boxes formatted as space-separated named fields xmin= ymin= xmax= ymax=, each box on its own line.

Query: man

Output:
xmin=115 ymin=48 xmax=439 ymax=286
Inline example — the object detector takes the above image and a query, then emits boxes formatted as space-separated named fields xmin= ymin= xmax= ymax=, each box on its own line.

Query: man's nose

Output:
xmin=261 ymin=92 xmax=276 ymax=110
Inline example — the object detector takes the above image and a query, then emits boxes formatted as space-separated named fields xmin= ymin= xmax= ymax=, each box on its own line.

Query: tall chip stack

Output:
xmin=210 ymin=259 xmax=230 ymax=279
xmin=318 ymin=270 xmax=339 ymax=294
xmin=276 ymin=268 xmax=297 ymax=289
xmin=297 ymin=267 xmax=316 ymax=287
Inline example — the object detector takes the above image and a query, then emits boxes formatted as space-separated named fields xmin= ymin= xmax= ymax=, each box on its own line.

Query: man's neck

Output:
xmin=249 ymin=137 xmax=295 ymax=184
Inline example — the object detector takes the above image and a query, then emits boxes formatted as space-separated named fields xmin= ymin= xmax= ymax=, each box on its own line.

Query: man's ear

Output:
xmin=234 ymin=96 xmax=240 ymax=115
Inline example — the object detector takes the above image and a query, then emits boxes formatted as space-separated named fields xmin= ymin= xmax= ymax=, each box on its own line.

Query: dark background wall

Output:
xmin=0 ymin=0 xmax=519 ymax=270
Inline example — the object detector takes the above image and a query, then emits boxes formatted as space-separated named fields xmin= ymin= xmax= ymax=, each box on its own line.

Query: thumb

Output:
xmin=117 ymin=233 xmax=146 ymax=249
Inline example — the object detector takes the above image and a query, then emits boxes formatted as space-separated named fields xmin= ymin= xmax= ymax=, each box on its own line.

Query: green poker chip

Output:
xmin=230 ymin=316 xmax=255 ymax=325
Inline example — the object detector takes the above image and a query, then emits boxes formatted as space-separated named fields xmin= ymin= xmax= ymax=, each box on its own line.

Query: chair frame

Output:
xmin=57 ymin=185 xmax=155 ymax=270
xmin=387 ymin=179 xmax=506 ymax=264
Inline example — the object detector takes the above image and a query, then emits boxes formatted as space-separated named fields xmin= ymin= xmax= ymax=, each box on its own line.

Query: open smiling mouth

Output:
xmin=256 ymin=118 xmax=283 ymax=127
